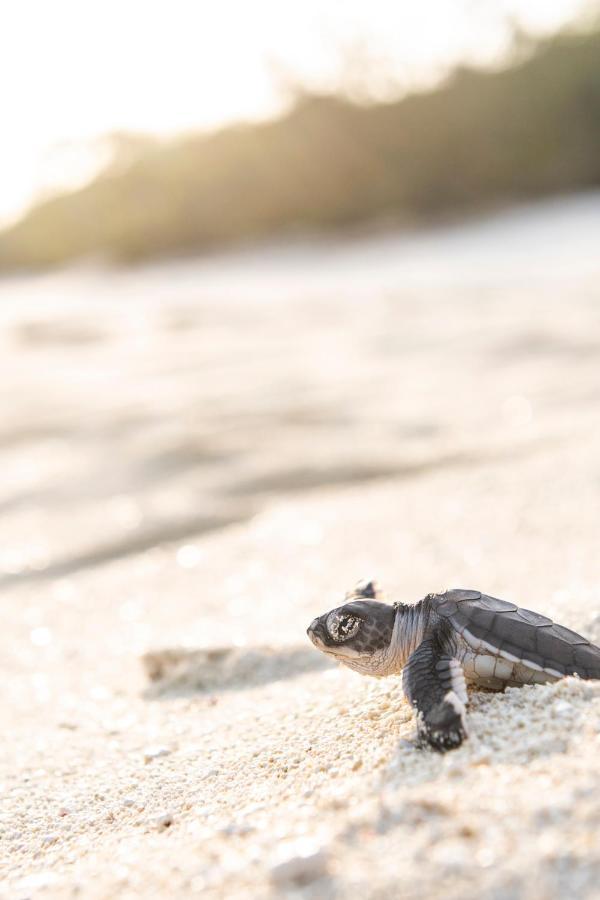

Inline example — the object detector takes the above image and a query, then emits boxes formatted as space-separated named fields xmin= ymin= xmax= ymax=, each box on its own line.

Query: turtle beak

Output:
xmin=307 ymin=618 xmax=326 ymax=647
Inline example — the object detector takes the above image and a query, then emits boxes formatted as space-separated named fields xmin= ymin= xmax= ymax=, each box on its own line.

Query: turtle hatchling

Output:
xmin=307 ymin=582 xmax=600 ymax=751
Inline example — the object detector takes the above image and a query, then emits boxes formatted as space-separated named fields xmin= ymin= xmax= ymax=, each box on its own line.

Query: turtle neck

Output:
xmin=386 ymin=599 xmax=430 ymax=673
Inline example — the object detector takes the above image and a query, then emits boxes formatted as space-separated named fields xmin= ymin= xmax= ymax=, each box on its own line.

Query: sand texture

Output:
xmin=1 ymin=195 xmax=600 ymax=898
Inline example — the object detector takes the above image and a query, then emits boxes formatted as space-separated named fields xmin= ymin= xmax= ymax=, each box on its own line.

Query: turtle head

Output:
xmin=307 ymin=583 xmax=398 ymax=676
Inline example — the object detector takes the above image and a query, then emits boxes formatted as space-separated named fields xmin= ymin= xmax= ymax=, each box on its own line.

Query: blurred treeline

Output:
xmin=1 ymin=28 xmax=599 ymax=270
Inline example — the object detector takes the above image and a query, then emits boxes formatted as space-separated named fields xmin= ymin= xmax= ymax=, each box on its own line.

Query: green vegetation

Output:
xmin=1 ymin=29 xmax=600 ymax=270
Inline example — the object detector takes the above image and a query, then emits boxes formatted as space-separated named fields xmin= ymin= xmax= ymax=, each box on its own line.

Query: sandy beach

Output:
xmin=2 ymin=194 xmax=600 ymax=898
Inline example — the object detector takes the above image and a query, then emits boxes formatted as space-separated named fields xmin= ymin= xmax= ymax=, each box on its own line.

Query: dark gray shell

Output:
xmin=433 ymin=589 xmax=600 ymax=679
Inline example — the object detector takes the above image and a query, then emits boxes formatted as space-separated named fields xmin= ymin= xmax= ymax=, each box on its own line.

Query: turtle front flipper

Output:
xmin=402 ymin=637 xmax=468 ymax=752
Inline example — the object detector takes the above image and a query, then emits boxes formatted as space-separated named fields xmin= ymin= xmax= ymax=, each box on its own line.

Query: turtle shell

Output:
xmin=433 ymin=589 xmax=600 ymax=679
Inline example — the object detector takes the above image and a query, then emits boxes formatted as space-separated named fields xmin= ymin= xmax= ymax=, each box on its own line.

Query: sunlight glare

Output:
xmin=0 ymin=0 xmax=589 ymax=223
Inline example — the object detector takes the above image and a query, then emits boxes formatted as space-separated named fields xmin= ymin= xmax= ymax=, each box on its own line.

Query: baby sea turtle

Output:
xmin=307 ymin=581 xmax=600 ymax=751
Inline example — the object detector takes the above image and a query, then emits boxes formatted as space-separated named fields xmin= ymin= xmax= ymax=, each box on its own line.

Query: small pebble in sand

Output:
xmin=42 ymin=833 xmax=59 ymax=846
xmin=270 ymin=848 xmax=330 ymax=888
xmin=152 ymin=812 xmax=174 ymax=831
xmin=57 ymin=721 xmax=78 ymax=731
xmin=143 ymin=746 xmax=171 ymax=763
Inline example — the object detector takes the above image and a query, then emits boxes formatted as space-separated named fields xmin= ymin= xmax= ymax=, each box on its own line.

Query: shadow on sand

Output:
xmin=142 ymin=644 xmax=333 ymax=698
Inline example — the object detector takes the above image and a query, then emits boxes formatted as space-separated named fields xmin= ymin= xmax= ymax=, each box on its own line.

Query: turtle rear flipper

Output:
xmin=346 ymin=578 xmax=379 ymax=600
xmin=403 ymin=636 xmax=468 ymax=752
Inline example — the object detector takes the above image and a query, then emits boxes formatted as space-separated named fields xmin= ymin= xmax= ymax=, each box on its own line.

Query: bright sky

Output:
xmin=0 ymin=0 xmax=591 ymax=224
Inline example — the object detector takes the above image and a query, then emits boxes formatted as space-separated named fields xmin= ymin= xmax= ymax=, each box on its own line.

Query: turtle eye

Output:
xmin=327 ymin=612 xmax=360 ymax=642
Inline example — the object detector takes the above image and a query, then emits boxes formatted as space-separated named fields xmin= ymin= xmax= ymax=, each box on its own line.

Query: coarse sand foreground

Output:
xmin=3 ymin=438 xmax=600 ymax=899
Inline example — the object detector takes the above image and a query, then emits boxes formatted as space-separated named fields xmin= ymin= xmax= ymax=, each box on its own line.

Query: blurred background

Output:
xmin=0 ymin=0 xmax=599 ymax=583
